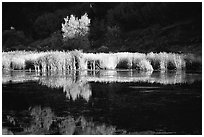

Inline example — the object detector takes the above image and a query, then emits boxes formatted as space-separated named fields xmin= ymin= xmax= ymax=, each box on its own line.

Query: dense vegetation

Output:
xmin=2 ymin=51 xmax=201 ymax=73
xmin=2 ymin=2 xmax=202 ymax=55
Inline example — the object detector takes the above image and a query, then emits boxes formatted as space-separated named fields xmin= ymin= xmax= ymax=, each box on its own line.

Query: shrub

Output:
xmin=34 ymin=13 xmax=58 ymax=39
xmin=62 ymin=36 xmax=90 ymax=50
xmin=29 ymin=31 xmax=63 ymax=51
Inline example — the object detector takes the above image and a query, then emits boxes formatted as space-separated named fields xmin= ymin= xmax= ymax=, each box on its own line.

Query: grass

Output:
xmin=146 ymin=52 xmax=187 ymax=70
xmin=2 ymin=50 xmax=201 ymax=72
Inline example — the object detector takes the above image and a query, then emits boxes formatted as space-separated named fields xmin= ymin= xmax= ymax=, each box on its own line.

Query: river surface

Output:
xmin=2 ymin=70 xmax=202 ymax=135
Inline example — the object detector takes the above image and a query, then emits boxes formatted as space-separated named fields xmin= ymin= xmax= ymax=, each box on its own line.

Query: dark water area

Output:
xmin=2 ymin=70 xmax=202 ymax=135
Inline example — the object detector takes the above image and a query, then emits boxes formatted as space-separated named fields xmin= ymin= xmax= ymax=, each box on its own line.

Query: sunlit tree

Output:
xmin=61 ymin=13 xmax=91 ymax=39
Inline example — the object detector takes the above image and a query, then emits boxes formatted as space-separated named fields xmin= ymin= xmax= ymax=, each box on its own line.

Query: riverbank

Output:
xmin=2 ymin=51 xmax=201 ymax=72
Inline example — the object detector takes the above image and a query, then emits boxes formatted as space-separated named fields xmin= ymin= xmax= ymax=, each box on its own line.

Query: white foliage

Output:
xmin=138 ymin=59 xmax=153 ymax=71
xmin=61 ymin=13 xmax=91 ymax=39
xmin=2 ymin=51 xmax=200 ymax=73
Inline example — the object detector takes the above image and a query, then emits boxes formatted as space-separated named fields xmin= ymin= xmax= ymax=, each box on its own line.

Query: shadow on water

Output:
xmin=2 ymin=70 xmax=202 ymax=135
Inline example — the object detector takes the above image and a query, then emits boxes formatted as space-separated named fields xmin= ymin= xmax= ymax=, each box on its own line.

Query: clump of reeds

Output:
xmin=2 ymin=51 xmax=25 ymax=70
xmin=146 ymin=52 xmax=186 ymax=71
xmin=132 ymin=59 xmax=153 ymax=71
xmin=2 ymin=51 xmax=47 ymax=71
xmin=82 ymin=53 xmax=118 ymax=70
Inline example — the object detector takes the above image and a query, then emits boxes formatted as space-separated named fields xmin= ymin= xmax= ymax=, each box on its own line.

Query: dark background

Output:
xmin=2 ymin=2 xmax=202 ymax=55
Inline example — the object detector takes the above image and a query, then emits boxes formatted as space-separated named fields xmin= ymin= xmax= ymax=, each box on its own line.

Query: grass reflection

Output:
xmin=2 ymin=70 xmax=201 ymax=102
xmin=3 ymin=106 xmax=118 ymax=135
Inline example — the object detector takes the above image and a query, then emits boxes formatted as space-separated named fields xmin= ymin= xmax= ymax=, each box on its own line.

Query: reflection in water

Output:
xmin=3 ymin=106 xmax=118 ymax=135
xmin=150 ymin=71 xmax=186 ymax=84
xmin=2 ymin=70 xmax=201 ymax=85
xmin=39 ymin=76 xmax=92 ymax=101
xmin=2 ymin=70 xmax=201 ymax=102
xmin=86 ymin=70 xmax=192 ymax=84
xmin=25 ymin=106 xmax=54 ymax=134
xmin=2 ymin=70 xmax=39 ymax=84
xmin=2 ymin=70 xmax=202 ymax=134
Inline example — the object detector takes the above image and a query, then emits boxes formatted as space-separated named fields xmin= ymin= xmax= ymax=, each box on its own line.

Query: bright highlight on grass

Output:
xmin=2 ymin=50 xmax=201 ymax=72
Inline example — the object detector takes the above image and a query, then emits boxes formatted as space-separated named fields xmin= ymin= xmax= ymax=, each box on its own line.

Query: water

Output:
xmin=2 ymin=70 xmax=202 ymax=135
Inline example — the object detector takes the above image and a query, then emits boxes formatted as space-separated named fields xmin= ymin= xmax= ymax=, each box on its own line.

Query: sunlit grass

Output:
xmin=2 ymin=50 xmax=201 ymax=72
xmin=146 ymin=52 xmax=186 ymax=70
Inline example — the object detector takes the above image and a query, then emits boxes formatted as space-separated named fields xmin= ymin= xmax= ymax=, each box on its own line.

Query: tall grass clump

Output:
xmin=115 ymin=52 xmax=133 ymax=69
xmin=146 ymin=52 xmax=186 ymax=71
xmin=70 ymin=50 xmax=84 ymax=70
xmin=36 ymin=51 xmax=72 ymax=74
xmin=2 ymin=51 xmax=23 ymax=70
xmin=133 ymin=59 xmax=153 ymax=71
xmin=100 ymin=53 xmax=118 ymax=69
xmin=83 ymin=53 xmax=118 ymax=70
xmin=131 ymin=53 xmax=153 ymax=71
xmin=2 ymin=51 xmax=47 ymax=71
